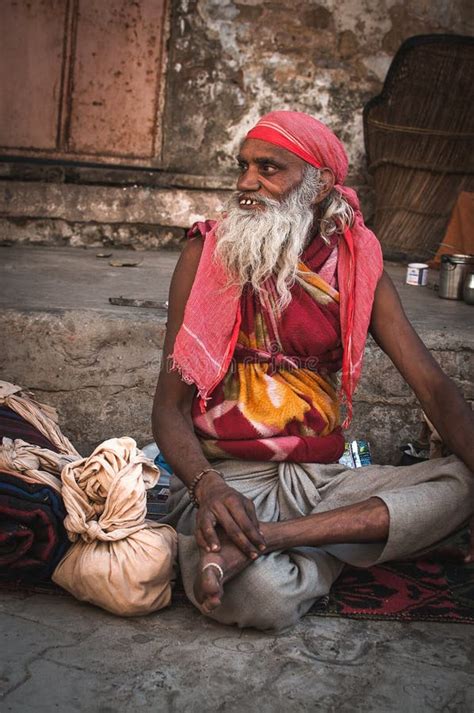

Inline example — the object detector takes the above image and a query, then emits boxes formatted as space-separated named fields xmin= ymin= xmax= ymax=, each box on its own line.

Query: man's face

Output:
xmin=217 ymin=142 xmax=323 ymax=308
xmin=236 ymin=139 xmax=307 ymax=210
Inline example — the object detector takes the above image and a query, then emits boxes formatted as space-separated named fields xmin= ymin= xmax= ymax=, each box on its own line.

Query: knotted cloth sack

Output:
xmin=52 ymin=437 xmax=177 ymax=616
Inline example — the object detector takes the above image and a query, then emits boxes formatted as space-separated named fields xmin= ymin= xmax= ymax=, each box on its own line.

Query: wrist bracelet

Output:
xmin=188 ymin=468 xmax=223 ymax=506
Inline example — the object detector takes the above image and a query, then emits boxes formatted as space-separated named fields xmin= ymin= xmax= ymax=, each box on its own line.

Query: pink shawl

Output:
xmin=172 ymin=112 xmax=383 ymax=426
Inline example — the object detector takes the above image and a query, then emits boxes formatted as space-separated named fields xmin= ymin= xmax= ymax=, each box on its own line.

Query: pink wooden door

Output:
xmin=0 ymin=0 xmax=67 ymax=151
xmin=0 ymin=0 xmax=167 ymax=166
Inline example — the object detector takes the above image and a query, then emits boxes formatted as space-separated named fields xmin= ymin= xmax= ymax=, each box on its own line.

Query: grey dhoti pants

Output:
xmin=163 ymin=455 xmax=474 ymax=632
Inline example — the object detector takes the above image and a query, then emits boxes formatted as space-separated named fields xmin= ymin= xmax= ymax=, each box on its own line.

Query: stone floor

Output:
xmin=2 ymin=243 xmax=473 ymax=331
xmin=1 ymin=589 xmax=474 ymax=713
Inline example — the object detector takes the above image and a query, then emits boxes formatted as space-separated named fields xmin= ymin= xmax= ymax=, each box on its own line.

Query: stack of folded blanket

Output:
xmin=0 ymin=469 xmax=69 ymax=582
xmin=0 ymin=381 xmax=79 ymax=583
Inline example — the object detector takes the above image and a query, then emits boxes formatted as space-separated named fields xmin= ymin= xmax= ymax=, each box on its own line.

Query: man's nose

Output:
xmin=237 ymin=166 xmax=260 ymax=192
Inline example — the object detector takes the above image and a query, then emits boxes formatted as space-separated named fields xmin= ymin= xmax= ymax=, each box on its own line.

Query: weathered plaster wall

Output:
xmin=163 ymin=0 xmax=473 ymax=212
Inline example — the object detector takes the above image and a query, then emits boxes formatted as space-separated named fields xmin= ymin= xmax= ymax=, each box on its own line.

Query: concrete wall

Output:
xmin=1 ymin=306 xmax=472 ymax=464
xmin=0 ymin=0 xmax=472 ymax=249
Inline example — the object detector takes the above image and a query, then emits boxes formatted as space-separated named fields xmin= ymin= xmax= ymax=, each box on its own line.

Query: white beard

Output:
xmin=215 ymin=167 xmax=322 ymax=309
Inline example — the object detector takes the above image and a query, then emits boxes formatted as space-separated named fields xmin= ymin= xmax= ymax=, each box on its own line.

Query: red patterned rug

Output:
xmin=308 ymin=532 xmax=474 ymax=623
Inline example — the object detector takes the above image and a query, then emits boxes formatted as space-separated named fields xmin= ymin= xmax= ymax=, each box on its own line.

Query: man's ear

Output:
xmin=312 ymin=168 xmax=335 ymax=205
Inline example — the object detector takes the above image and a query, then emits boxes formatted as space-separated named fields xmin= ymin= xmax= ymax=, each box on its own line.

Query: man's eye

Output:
xmin=262 ymin=164 xmax=277 ymax=174
xmin=237 ymin=162 xmax=247 ymax=172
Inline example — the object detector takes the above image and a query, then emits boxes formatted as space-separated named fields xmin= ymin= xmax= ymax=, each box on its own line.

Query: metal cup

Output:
xmin=462 ymin=270 xmax=474 ymax=305
xmin=439 ymin=254 xmax=474 ymax=300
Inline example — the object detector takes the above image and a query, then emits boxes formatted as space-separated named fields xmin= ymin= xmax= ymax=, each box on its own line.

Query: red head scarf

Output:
xmin=247 ymin=111 xmax=348 ymax=181
xmin=247 ymin=111 xmax=383 ymax=426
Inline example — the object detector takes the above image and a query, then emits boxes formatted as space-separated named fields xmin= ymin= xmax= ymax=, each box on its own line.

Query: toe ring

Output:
xmin=202 ymin=562 xmax=224 ymax=581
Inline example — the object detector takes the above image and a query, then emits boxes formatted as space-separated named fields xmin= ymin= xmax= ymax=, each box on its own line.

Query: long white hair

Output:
xmin=215 ymin=166 xmax=354 ymax=309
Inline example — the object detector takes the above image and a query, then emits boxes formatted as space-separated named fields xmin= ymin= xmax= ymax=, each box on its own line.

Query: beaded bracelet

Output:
xmin=188 ymin=467 xmax=223 ymax=506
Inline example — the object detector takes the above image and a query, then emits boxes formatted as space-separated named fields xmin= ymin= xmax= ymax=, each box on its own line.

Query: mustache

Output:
xmin=235 ymin=192 xmax=280 ymax=208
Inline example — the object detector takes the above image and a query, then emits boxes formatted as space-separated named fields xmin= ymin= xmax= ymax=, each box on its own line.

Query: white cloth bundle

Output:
xmin=0 ymin=381 xmax=80 ymax=456
xmin=0 ymin=437 xmax=76 ymax=493
xmin=53 ymin=437 xmax=177 ymax=616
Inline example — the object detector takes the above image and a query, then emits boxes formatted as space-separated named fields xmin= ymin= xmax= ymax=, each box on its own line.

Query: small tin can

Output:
xmin=406 ymin=263 xmax=429 ymax=286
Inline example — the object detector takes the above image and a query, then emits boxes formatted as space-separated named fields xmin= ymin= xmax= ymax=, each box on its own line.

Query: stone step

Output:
xmin=1 ymin=244 xmax=472 ymax=462
xmin=0 ymin=179 xmax=229 ymax=250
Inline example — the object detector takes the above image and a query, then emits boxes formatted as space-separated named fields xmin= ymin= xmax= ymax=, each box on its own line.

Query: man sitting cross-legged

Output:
xmin=153 ymin=111 xmax=474 ymax=631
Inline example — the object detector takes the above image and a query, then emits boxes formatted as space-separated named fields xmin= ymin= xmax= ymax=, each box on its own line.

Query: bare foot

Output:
xmin=194 ymin=533 xmax=255 ymax=613
xmin=193 ymin=521 xmax=289 ymax=614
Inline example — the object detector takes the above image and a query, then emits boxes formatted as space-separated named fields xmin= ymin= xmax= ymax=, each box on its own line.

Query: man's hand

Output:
xmin=194 ymin=472 xmax=266 ymax=558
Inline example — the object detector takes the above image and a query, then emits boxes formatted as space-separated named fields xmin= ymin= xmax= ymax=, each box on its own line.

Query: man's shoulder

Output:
xmin=187 ymin=220 xmax=218 ymax=240
xmin=180 ymin=218 xmax=222 ymax=271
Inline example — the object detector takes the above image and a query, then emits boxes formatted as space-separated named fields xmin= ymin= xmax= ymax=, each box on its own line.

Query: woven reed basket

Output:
xmin=363 ymin=35 xmax=474 ymax=261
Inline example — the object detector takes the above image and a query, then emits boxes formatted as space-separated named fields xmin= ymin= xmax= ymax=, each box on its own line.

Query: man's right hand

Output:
xmin=194 ymin=472 xmax=266 ymax=558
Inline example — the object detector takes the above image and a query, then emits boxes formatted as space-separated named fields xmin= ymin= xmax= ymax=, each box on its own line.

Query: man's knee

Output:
xmin=207 ymin=556 xmax=297 ymax=631
xmin=206 ymin=551 xmax=330 ymax=632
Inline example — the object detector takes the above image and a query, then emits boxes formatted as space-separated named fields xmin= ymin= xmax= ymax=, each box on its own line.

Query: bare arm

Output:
xmin=152 ymin=237 xmax=211 ymax=483
xmin=152 ymin=237 xmax=265 ymax=558
xmin=369 ymin=271 xmax=474 ymax=474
